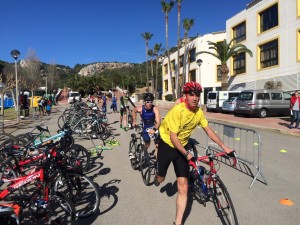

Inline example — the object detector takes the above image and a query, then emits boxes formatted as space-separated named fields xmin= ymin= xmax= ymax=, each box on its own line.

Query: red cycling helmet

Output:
xmin=183 ymin=81 xmax=202 ymax=94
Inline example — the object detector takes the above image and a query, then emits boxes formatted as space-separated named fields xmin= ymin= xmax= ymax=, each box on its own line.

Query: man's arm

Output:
xmin=170 ymin=131 xmax=193 ymax=160
xmin=203 ymin=126 xmax=233 ymax=154
xmin=153 ymin=106 xmax=161 ymax=130
xmin=132 ymin=106 xmax=142 ymax=126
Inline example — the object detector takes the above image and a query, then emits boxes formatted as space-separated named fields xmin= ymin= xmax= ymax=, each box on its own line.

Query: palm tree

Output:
xmin=153 ymin=43 xmax=165 ymax=97
xmin=161 ymin=0 xmax=175 ymax=100
xmin=176 ymin=0 xmax=183 ymax=98
xmin=148 ymin=49 xmax=155 ymax=93
xmin=141 ymin=32 xmax=153 ymax=90
xmin=196 ymin=38 xmax=253 ymax=91
xmin=182 ymin=18 xmax=194 ymax=89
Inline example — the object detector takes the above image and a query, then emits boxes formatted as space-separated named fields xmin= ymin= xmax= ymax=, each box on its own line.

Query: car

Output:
xmin=68 ymin=91 xmax=81 ymax=103
xmin=221 ymin=97 xmax=237 ymax=113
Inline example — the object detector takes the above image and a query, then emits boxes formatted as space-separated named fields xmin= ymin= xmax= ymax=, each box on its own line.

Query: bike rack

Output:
xmin=205 ymin=121 xmax=268 ymax=189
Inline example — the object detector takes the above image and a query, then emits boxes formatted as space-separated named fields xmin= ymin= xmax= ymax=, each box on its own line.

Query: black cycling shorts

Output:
xmin=120 ymin=108 xmax=127 ymax=116
xmin=156 ymin=139 xmax=189 ymax=178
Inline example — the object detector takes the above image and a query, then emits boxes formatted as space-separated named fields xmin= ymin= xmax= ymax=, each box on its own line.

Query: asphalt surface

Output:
xmin=5 ymin=102 xmax=300 ymax=225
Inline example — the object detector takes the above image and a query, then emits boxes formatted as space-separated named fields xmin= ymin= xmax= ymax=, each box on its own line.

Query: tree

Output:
xmin=161 ymin=0 xmax=175 ymax=99
xmin=176 ymin=0 xmax=183 ymax=98
xmin=153 ymin=43 xmax=165 ymax=98
xmin=264 ymin=81 xmax=282 ymax=90
xmin=182 ymin=18 xmax=194 ymax=92
xmin=196 ymin=39 xmax=253 ymax=91
xmin=141 ymin=32 xmax=153 ymax=90
xmin=148 ymin=49 xmax=155 ymax=93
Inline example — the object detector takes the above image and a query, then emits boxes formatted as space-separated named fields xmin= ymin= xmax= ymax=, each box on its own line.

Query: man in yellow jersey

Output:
xmin=155 ymin=81 xmax=235 ymax=225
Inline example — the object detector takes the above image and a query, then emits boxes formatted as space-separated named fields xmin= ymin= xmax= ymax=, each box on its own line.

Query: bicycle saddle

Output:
xmin=36 ymin=125 xmax=49 ymax=133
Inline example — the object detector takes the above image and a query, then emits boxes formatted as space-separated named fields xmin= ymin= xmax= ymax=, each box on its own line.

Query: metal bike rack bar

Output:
xmin=206 ymin=121 xmax=268 ymax=189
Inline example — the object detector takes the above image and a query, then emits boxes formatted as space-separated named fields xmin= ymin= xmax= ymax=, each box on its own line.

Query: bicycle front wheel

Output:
xmin=53 ymin=172 xmax=100 ymax=218
xmin=64 ymin=144 xmax=91 ymax=172
xmin=139 ymin=145 xmax=151 ymax=186
xmin=210 ymin=176 xmax=239 ymax=225
xmin=129 ymin=139 xmax=138 ymax=170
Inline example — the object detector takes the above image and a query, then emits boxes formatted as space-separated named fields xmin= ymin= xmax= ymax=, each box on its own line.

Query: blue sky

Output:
xmin=0 ymin=0 xmax=251 ymax=68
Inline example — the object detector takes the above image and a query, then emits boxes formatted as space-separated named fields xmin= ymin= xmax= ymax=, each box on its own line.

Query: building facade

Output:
xmin=162 ymin=0 xmax=300 ymax=104
xmin=227 ymin=0 xmax=300 ymax=91
xmin=161 ymin=31 xmax=226 ymax=104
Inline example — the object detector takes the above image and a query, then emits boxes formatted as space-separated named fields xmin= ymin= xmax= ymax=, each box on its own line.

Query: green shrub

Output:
xmin=165 ymin=94 xmax=174 ymax=101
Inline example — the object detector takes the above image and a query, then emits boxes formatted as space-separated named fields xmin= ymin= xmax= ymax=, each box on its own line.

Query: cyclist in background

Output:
xmin=132 ymin=93 xmax=161 ymax=158
xmin=120 ymin=90 xmax=136 ymax=130
xmin=155 ymin=81 xmax=235 ymax=225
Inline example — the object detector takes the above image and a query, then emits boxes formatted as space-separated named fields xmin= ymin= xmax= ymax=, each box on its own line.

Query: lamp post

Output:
xmin=11 ymin=50 xmax=21 ymax=123
xmin=196 ymin=59 xmax=203 ymax=108
xmin=41 ymin=68 xmax=48 ymax=97
xmin=196 ymin=59 xmax=203 ymax=84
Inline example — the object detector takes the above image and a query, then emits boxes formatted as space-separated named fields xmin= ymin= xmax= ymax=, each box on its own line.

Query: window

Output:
xmin=164 ymin=64 xmax=168 ymax=75
xmin=233 ymin=21 xmax=246 ymax=43
xmin=259 ymin=39 xmax=279 ymax=69
xmin=179 ymin=74 xmax=183 ymax=87
xmin=164 ymin=80 xmax=168 ymax=91
xmin=189 ymin=48 xmax=196 ymax=63
xmin=179 ymin=55 xmax=184 ymax=67
xmin=271 ymin=93 xmax=282 ymax=100
xmin=172 ymin=77 xmax=175 ymax=90
xmin=188 ymin=70 xmax=196 ymax=82
xmin=259 ymin=3 xmax=278 ymax=33
xmin=238 ymin=92 xmax=253 ymax=100
xmin=217 ymin=65 xmax=222 ymax=82
xmin=283 ymin=92 xmax=291 ymax=100
xmin=233 ymin=52 xmax=246 ymax=75
xmin=256 ymin=93 xmax=270 ymax=100
xmin=171 ymin=60 xmax=176 ymax=71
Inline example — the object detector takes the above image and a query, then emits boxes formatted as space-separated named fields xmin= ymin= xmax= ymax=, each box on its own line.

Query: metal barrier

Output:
xmin=206 ymin=121 xmax=268 ymax=188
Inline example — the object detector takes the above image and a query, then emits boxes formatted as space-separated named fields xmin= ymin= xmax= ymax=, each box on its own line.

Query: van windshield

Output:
xmin=208 ymin=93 xmax=217 ymax=99
xmin=69 ymin=92 xmax=80 ymax=97
xmin=238 ymin=92 xmax=253 ymax=100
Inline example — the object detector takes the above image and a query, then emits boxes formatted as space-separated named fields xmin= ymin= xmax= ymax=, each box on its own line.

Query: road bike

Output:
xmin=188 ymin=148 xmax=239 ymax=225
xmin=128 ymin=124 xmax=154 ymax=186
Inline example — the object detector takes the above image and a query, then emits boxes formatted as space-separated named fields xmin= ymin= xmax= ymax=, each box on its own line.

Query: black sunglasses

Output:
xmin=146 ymin=101 xmax=153 ymax=104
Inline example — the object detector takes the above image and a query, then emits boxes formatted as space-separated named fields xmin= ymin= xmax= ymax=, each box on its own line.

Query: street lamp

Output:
xmin=11 ymin=49 xmax=21 ymax=123
xmin=41 ymin=68 xmax=48 ymax=97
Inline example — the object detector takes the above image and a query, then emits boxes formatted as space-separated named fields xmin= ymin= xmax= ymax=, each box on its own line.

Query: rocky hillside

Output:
xmin=78 ymin=62 xmax=133 ymax=76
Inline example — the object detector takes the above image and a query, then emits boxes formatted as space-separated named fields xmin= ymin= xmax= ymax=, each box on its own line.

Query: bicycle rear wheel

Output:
xmin=210 ymin=176 xmax=239 ymax=225
xmin=53 ymin=172 xmax=100 ymax=218
xmin=22 ymin=192 xmax=76 ymax=225
xmin=139 ymin=145 xmax=151 ymax=186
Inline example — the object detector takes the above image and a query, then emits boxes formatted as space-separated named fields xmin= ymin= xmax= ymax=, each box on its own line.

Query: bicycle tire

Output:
xmin=21 ymin=192 xmax=76 ymax=225
xmin=129 ymin=139 xmax=138 ymax=170
xmin=53 ymin=172 xmax=100 ymax=218
xmin=0 ymin=133 xmax=18 ymax=149
xmin=139 ymin=145 xmax=151 ymax=186
xmin=210 ymin=176 xmax=239 ymax=225
xmin=63 ymin=144 xmax=91 ymax=172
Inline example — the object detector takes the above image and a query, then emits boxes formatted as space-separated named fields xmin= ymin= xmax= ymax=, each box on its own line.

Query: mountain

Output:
xmin=77 ymin=62 xmax=133 ymax=76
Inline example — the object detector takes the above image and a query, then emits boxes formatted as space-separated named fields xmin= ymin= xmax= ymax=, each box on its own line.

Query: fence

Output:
xmin=205 ymin=121 xmax=268 ymax=189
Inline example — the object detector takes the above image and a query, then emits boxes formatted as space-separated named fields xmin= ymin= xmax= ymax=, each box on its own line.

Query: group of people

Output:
xmin=120 ymin=82 xmax=235 ymax=225
xmin=38 ymin=95 xmax=54 ymax=115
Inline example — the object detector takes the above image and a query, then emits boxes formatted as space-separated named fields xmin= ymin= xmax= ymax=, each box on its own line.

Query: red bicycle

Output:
xmin=188 ymin=149 xmax=239 ymax=225
xmin=0 ymin=152 xmax=76 ymax=225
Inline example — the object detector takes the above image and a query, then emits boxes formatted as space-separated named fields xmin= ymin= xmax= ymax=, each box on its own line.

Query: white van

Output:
xmin=206 ymin=91 xmax=240 ymax=111
xmin=68 ymin=91 xmax=81 ymax=103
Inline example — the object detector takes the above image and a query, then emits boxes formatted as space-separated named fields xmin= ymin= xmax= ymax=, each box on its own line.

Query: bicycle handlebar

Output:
xmin=189 ymin=151 xmax=238 ymax=168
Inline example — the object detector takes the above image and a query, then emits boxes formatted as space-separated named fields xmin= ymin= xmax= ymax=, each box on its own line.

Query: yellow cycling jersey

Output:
xmin=159 ymin=102 xmax=208 ymax=147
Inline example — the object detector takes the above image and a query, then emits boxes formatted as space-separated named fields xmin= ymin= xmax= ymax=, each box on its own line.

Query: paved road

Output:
xmin=9 ymin=103 xmax=300 ymax=225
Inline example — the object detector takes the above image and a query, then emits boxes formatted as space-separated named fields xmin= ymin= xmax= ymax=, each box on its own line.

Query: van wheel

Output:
xmin=258 ymin=108 xmax=268 ymax=118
